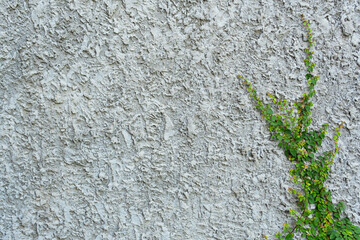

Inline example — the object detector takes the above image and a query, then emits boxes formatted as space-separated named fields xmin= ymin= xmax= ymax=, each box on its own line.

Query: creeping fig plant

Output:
xmin=239 ymin=15 xmax=360 ymax=240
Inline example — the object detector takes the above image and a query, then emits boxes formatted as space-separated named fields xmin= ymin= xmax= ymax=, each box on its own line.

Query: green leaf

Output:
xmin=306 ymin=73 xmax=313 ymax=79
xmin=339 ymin=201 xmax=346 ymax=211
xmin=285 ymin=233 xmax=294 ymax=240
xmin=290 ymin=148 xmax=297 ymax=157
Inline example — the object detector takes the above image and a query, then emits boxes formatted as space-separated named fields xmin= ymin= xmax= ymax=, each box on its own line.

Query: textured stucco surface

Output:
xmin=0 ymin=0 xmax=360 ymax=239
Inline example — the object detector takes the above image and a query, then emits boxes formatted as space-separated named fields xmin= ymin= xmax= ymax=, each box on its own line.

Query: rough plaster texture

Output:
xmin=0 ymin=0 xmax=360 ymax=239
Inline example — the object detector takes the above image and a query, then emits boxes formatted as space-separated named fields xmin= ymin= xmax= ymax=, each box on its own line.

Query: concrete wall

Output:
xmin=1 ymin=0 xmax=359 ymax=239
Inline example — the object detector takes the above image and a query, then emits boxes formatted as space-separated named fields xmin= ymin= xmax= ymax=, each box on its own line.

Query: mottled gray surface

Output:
xmin=0 ymin=0 xmax=359 ymax=239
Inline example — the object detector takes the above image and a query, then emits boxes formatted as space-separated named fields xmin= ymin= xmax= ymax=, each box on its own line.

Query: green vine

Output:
xmin=239 ymin=15 xmax=360 ymax=240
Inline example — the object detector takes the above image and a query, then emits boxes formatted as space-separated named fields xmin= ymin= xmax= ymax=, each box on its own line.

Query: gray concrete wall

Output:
xmin=1 ymin=0 xmax=359 ymax=239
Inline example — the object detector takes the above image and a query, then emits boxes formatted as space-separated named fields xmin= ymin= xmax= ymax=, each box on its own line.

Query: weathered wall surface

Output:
xmin=0 ymin=0 xmax=359 ymax=239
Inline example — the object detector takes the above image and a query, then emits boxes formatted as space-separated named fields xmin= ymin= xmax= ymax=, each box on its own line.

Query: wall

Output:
xmin=1 ymin=0 xmax=359 ymax=239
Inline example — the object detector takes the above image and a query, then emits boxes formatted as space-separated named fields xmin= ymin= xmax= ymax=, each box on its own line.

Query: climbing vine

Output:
xmin=239 ymin=15 xmax=360 ymax=240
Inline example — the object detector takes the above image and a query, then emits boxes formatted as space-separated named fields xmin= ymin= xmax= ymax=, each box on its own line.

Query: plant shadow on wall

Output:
xmin=238 ymin=15 xmax=360 ymax=240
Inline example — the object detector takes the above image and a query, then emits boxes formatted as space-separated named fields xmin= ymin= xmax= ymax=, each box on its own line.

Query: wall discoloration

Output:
xmin=0 ymin=0 xmax=359 ymax=239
